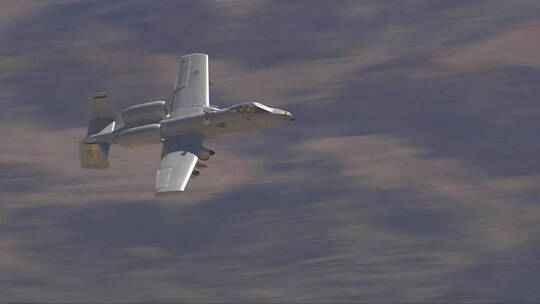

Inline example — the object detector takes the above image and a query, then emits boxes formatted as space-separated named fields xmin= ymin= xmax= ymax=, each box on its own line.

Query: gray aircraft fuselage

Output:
xmin=88 ymin=102 xmax=294 ymax=148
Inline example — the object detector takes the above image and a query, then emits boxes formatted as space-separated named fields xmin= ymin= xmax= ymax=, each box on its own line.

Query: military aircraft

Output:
xmin=79 ymin=53 xmax=294 ymax=197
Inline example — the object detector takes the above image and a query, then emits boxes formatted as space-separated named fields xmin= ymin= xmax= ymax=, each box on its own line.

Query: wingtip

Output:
xmin=90 ymin=91 xmax=108 ymax=99
xmin=155 ymin=190 xmax=185 ymax=199
xmin=181 ymin=53 xmax=208 ymax=59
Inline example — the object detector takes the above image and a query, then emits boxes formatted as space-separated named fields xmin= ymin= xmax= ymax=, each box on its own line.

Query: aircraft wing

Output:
xmin=154 ymin=137 xmax=200 ymax=197
xmin=170 ymin=53 xmax=209 ymax=118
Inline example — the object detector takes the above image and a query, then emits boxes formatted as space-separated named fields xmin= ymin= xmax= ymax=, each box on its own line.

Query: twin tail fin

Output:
xmin=79 ymin=92 xmax=116 ymax=170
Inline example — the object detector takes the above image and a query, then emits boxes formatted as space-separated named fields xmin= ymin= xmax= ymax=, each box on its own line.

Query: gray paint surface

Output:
xmin=171 ymin=53 xmax=209 ymax=118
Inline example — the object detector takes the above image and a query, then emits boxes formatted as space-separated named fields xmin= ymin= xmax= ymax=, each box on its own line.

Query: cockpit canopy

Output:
xmin=229 ymin=102 xmax=273 ymax=114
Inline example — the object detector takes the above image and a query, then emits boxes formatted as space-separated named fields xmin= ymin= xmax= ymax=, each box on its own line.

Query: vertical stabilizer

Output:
xmin=87 ymin=92 xmax=117 ymax=136
xmin=80 ymin=92 xmax=116 ymax=169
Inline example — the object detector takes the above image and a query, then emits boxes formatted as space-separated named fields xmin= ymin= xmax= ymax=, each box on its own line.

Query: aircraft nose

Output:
xmin=271 ymin=108 xmax=295 ymax=121
xmin=283 ymin=111 xmax=295 ymax=121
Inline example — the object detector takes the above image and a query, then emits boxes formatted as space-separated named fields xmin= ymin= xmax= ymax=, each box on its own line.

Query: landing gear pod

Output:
xmin=196 ymin=148 xmax=215 ymax=161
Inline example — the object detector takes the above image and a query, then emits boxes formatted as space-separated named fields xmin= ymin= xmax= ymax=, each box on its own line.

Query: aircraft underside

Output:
xmin=80 ymin=53 xmax=294 ymax=196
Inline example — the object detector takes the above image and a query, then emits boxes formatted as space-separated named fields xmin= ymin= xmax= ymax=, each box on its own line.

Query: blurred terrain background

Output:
xmin=1 ymin=0 xmax=540 ymax=302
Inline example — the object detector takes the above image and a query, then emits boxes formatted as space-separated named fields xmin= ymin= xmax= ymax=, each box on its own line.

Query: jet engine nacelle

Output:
xmin=122 ymin=100 xmax=167 ymax=128
xmin=114 ymin=124 xmax=162 ymax=147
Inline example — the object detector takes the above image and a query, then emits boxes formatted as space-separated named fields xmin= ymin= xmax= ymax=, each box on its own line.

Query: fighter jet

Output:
xmin=79 ymin=53 xmax=294 ymax=197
